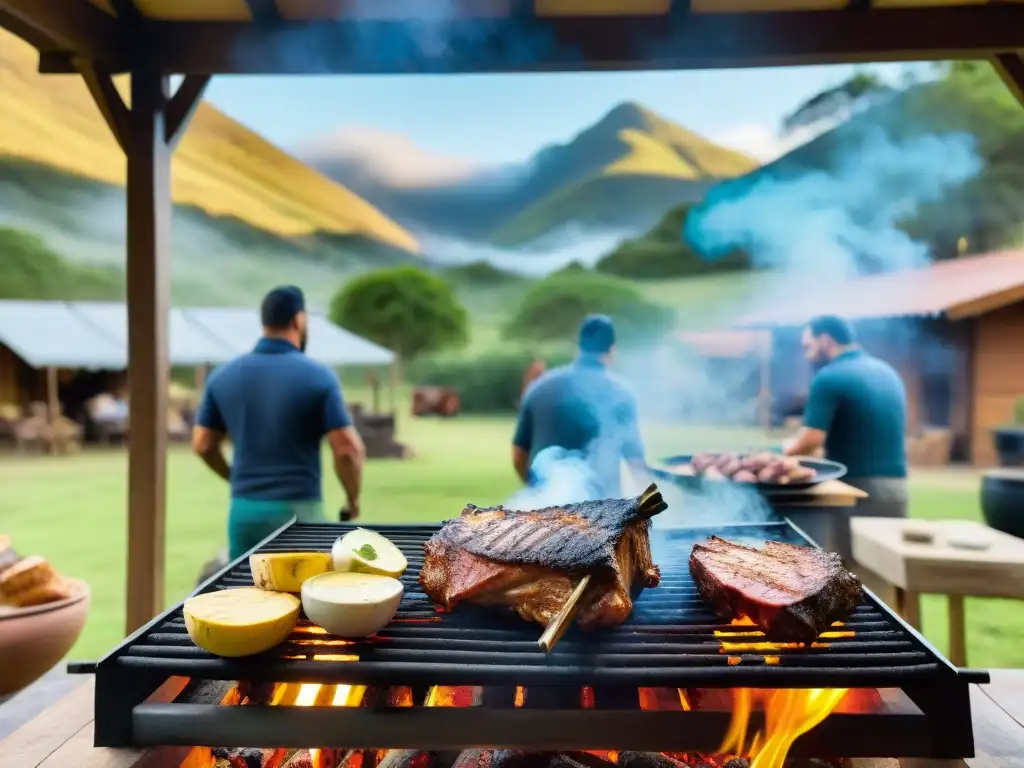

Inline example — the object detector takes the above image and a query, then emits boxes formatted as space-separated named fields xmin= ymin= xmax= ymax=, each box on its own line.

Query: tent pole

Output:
xmin=75 ymin=59 xmax=211 ymax=635
xmin=194 ymin=364 xmax=208 ymax=391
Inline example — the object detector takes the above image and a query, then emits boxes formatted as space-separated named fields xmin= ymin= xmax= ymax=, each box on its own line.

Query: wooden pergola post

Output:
xmin=75 ymin=59 xmax=210 ymax=635
xmin=46 ymin=365 xmax=60 ymax=455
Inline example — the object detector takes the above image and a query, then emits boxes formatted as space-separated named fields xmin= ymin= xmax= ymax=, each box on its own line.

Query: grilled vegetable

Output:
xmin=184 ymin=587 xmax=300 ymax=657
xmin=249 ymin=552 xmax=333 ymax=593
xmin=332 ymin=529 xmax=408 ymax=578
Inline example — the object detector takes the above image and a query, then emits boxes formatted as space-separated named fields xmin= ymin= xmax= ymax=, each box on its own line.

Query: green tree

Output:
xmin=782 ymin=70 xmax=896 ymax=134
xmin=0 ymin=226 xmax=123 ymax=300
xmin=328 ymin=266 xmax=469 ymax=361
xmin=503 ymin=271 xmax=673 ymax=345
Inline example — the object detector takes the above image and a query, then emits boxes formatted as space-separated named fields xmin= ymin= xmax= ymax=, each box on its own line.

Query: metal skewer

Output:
xmin=537 ymin=574 xmax=592 ymax=654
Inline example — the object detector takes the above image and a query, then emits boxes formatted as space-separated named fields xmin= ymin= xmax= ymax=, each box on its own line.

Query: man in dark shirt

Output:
xmin=192 ymin=286 xmax=366 ymax=558
xmin=784 ymin=315 xmax=908 ymax=559
xmin=512 ymin=315 xmax=648 ymax=499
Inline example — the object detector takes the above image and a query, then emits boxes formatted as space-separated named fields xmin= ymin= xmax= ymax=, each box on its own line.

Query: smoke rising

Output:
xmin=684 ymin=126 xmax=982 ymax=283
xmin=505 ymin=446 xmax=601 ymax=510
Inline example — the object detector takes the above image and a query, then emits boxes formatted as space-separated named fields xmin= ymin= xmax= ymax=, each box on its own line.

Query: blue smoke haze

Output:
xmin=234 ymin=0 xmax=577 ymax=75
xmin=683 ymin=126 xmax=982 ymax=281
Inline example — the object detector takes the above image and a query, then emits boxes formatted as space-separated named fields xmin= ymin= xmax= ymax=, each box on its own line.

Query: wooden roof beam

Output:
xmin=0 ymin=0 xmax=124 ymax=62
xmin=244 ymin=0 xmax=283 ymax=24
xmin=140 ymin=5 xmax=1024 ymax=75
xmin=993 ymin=52 xmax=1024 ymax=109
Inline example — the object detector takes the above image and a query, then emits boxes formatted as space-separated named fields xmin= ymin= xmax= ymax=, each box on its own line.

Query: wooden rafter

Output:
xmin=108 ymin=0 xmax=143 ymax=21
xmin=102 ymin=5 xmax=1024 ymax=75
xmin=0 ymin=0 xmax=121 ymax=62
xmin=74 ymin=58 xmax=130 ymax=151
xmin=165 ymin=74 xmax=211 ymax=148
xmin=993 ymin=52 xmax=1024 ymax=108
xmin=244 ymin=0 xmax=282 ymax=24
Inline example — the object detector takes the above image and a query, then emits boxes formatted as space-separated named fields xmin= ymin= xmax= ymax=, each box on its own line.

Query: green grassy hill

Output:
xmin=491 ymin=103 xmax=759 ymax=245
xmin=312 ymin=102 xmax=759 ymax=247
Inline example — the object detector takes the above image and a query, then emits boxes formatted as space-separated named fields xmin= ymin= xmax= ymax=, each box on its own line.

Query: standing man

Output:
xmin=784 ymin=315 xmax=908 ymax=559
xmin=512 ymin=315 xmax=648 ymax=499
xmin=192 ymin=286 xmax=366 ymax=559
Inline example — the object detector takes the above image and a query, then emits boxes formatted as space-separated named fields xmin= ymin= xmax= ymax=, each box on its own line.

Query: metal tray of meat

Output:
xmin=649 ymin=454 xmax=847 ymax=492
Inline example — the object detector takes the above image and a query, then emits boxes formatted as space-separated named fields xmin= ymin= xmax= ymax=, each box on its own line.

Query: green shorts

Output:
xmin=228 ymin=498 xmax=325 ymax=560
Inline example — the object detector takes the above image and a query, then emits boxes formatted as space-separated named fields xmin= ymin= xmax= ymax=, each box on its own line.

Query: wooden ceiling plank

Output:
xmin=133 ymin=4 xmax=1024 ymax=74
xmin=0 ymin=0 xmax=121 ymax=61
xmin=993 ymin=52 xmax=1024 ymax=108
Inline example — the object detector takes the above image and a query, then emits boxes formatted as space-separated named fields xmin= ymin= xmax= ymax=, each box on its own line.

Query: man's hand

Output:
xmin=192 ymin=426 xmax=230 ymax=481
xmin=328 ymin=426 xmax=365 ymax=518
xmin=343 ymin=498 xmax=360 ymax=521
xmin=784 ymin=427 xmax=826 ymax=457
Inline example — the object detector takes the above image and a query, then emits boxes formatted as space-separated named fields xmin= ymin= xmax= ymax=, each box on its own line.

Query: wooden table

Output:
xmin=2 ymin=672 xmax=1023 ymax=767
xmin=764 ymin=478 xmax=868 ymax=508
xmin=852 ymin=517 xmax=1024 ymax=666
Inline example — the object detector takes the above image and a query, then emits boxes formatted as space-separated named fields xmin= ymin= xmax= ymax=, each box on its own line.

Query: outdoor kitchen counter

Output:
xmin=1 ymin=671 xmax=1022 ymax=768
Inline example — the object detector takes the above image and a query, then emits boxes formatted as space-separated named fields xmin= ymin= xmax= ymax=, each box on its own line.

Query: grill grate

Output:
xmin=105 ymin=521 xmax=953 ymax=689
xmin=85 ymin=519 xmax=986 ymax=756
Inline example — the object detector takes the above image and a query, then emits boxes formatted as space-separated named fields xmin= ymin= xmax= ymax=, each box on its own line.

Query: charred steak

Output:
xmin=689 ymin=536 xmax=862 ymax=642
xmin=420 ymin=484 xmax=667 ymax=630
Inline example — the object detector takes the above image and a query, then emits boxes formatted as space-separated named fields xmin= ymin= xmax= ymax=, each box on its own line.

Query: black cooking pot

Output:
xmin=980 ymin=469 xmax=1024 ymax=539
xmin=992 ymin=426 xmax=1024 ymax=467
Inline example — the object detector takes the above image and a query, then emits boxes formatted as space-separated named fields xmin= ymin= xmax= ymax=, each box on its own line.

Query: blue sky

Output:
xmin=204 ymin=63 xmax=912 ymax=166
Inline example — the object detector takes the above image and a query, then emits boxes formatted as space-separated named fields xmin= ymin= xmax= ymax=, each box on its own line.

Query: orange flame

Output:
xmin=713 ymin=618 xmax=853 ymax=766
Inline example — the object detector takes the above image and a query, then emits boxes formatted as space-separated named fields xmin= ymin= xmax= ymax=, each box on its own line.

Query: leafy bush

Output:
xmin=595 ymin=205 xmax=751 ymax=279
xmin=0 ymin=226 xmax=123 ymax=300
xmin=407 ymin=350 xmax=572 ymax=414
xmin=329 ymin=266 xmax=469 ymax=361
xmin=502 ymin=271 xmax=674 ymax=345
xmin=1014 ymin=397 xmax=1024 ymax=425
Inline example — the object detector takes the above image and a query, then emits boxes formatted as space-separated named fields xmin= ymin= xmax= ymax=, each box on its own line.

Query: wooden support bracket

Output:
xmin=165 ymin=75 xmax=211 ymax=149
xmin=74 ymin=58 xmax=130 ymax=152
xmin=993 ymin=52 xmax=1024 ymax=108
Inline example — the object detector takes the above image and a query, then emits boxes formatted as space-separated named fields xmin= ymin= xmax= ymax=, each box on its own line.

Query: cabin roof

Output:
xmin=0 ymin=300 xmax=394 ymax=368
xmin=733 ymin=248 xmax=1024 ymax=328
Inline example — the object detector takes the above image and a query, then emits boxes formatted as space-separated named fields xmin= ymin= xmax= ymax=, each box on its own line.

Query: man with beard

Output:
xmin=192 ymin=286 xmax=365 ymax=558
xmin=784 ymin=315 xmax=908 ymax=559
xmin=512 ymin=315 xmax=648 ymax=499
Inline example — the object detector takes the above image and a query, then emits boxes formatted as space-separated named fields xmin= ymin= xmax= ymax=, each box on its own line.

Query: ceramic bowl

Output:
xmin=0 ymin=579 xmax=90 ymax=696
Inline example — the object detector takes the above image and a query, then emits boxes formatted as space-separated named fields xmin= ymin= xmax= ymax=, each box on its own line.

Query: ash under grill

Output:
xmin=78 ymin=521 xmax=986 ymax=759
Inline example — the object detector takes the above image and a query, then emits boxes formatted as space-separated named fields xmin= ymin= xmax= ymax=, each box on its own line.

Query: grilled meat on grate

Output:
xmin=420 ymin=484 xmax=667 ymax=630
xmin=689 ymin=536 xmax=862 ymax=642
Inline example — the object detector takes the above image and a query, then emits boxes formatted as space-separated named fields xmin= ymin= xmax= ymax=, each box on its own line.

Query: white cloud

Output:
xmin=714 ymin=119 xmax=837 ymax=163
xmin=295 ymin=126 xmax=480 ymax=188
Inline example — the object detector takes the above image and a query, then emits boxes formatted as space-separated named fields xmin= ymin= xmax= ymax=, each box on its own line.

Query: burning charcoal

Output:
xmin=212 ymin=747 xmax=266 ymax=768
xmin=560 ymin=754 xmax=616 ymax=768
xmin=723 ymin=759 xmax=750 ymax=768
xmin=377 ymin=750 xmax=436 ymax=768
xmin=616 ymin=753 xmax=687 ymax=768
xmin=237 ymin=681 xmax=277 ymax=705
xmin=452 ymin=752 xmax=493 ymax=768
xmin=549 ymin=756 xmax=591 ymax=768
xmin=491 ymin=751 xmax=554 ymax=768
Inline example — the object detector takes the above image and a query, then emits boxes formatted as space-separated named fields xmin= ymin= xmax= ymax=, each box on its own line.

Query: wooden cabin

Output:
xmin=734 ymin=250 xmax=1024 ymax=467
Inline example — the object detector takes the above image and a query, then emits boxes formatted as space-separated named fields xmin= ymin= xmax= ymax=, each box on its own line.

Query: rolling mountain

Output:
xmin=0 ymin=29 xmax=420 ymax=305
xmin=303 ymin=102 xmax=759 ymax=248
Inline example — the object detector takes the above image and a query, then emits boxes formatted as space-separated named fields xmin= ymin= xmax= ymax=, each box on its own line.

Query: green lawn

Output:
xmin=2 ymin=416 xmax=1020 ymax=670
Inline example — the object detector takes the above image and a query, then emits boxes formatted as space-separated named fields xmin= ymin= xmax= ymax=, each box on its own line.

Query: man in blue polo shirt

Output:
xmin=192 ymin=286 xmax=366 ymax=558
xmin=512 ymin=315 xmax=648 ymax=500
xmin=784 ymin=315 xmax=908 ymax=559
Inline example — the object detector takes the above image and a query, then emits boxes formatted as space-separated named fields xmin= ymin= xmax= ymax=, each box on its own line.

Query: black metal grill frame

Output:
xmin=80 ymin=518 xmax=987 ymax=757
